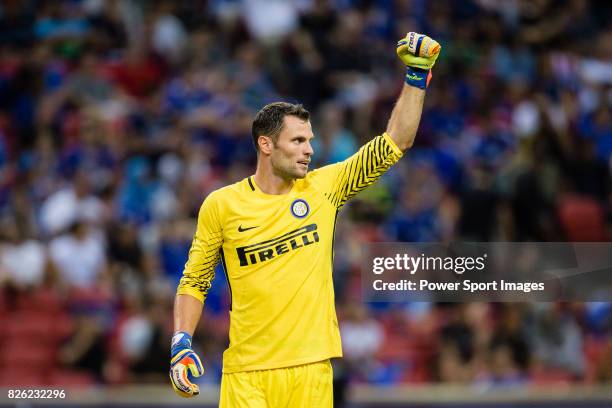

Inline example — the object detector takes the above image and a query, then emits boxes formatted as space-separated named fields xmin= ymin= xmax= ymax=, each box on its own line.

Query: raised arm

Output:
xmin=309 ymin=33 xmax=441 ymax=208
xmin=387 ymin=32 xmax=441 ymax=151
xmin=386 ymin=85 xmax=426 ymax=151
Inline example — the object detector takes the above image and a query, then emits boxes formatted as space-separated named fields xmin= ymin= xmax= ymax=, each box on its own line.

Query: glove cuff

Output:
xmin=171 ymin=331 xmax=192 ymax=357
xmin=405 ymin=67 xmax=432 ymax=90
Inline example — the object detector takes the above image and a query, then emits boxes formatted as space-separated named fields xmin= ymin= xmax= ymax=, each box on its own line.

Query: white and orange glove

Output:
xmin=396 ymin=32 xmax=442 ymax=89
xmin=169 ymin=331 xmax=204 ymax=398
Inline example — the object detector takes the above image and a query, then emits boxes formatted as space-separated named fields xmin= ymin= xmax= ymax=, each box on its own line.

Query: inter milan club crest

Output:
xmin=290 ymin=199 xmax=309 ymax=218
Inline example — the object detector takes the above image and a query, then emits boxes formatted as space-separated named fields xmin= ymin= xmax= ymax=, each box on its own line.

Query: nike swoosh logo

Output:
xmin=238 ymin=225 xmax=259 ymax=232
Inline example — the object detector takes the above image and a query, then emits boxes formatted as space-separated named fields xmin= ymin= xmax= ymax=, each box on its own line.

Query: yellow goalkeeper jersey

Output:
xmin=177 ymin=132 xmax=403 ymax=373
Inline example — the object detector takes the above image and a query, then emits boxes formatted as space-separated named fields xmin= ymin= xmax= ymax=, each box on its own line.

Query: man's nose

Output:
xmin=304 ymin=141 xmax=314 ymax=156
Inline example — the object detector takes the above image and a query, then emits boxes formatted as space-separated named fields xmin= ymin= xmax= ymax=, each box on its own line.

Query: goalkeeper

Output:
xmin=170 ymin=33 xmax=440 ymax=407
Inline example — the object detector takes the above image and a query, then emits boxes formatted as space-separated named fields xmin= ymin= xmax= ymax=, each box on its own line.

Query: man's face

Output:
xmin=269 ymin=116 xmax=314 ymax=180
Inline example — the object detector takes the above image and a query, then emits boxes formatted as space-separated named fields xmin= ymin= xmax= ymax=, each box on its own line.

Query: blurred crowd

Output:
xmin=0 ymin=0 xmax=611 ymax=392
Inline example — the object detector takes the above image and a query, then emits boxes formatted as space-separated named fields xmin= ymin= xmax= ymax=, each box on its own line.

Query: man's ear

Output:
xmin=258 ymin=136 xmax=273 ymax=155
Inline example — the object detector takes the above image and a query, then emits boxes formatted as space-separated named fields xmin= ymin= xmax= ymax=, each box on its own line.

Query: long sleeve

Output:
xmin=310 ymin=132 xmax=403 ymax=209
xmin=176 ymin=192 xmax=223 ymax=303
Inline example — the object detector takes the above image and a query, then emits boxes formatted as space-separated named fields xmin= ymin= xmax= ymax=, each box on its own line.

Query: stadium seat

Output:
xmin=4 ymin=313 xmax=55 ymax=338
xmin=16 ymin=288 xmax=65 ymax=313
xmin=377 ymin=336 xmax=417 ymax=362
xmin=0 ymin=340 xmax=56 ymax=370
xmin=3 ymin=311 xmax=73 ymax=343
xmin=531 ymin=365 xmax=574 ymax=384
xmin=558 ymin=194 xmax=608 ymax=241
xmin=0 ymin=369 xmax=46 ymax=387
xmin=584 ymin=336 xmax=609 ymax=383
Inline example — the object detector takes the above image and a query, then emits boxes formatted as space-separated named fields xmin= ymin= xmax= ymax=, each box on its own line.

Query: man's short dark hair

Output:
xmin=252 ymin=102 xmax=310 ymax=150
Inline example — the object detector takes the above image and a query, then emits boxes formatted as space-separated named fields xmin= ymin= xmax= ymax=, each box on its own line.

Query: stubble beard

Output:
xmin=272 ymin=157 xmax=306 ymax=181
xmin=274 ymin=164 xmax=306 ymax=181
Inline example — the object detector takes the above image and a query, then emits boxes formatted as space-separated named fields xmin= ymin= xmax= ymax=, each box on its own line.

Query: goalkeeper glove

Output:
xmin=169 ymin=331 xmax=204 ymax=398
xmin=396 ymin=32 xmax=441 ymax=90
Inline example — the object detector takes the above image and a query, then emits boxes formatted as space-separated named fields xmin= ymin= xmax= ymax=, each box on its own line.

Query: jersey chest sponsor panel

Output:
xmin=236 ymin=223 xmax=319 ymax=267
xmin=222 ymin=185 xmax=333 ymax=273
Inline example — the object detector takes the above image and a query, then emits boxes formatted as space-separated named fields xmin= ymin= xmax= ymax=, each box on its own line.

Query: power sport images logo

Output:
xmin=236 ymin=224 xmax=319 ymax=266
